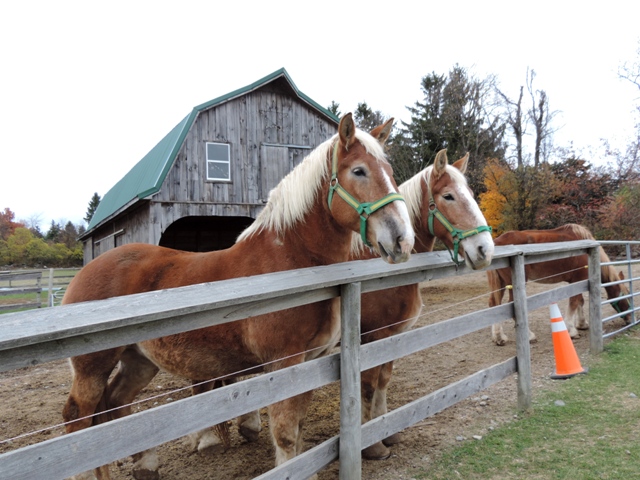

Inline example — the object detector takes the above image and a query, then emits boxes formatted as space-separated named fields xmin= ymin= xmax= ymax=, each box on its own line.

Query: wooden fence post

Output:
xmin=588 ymin=246 xmax=603 ymax=354
xmin=339 ymin=281 xmax=362 ymax=480
xmin=511 ymin=253 xmax=532 ymax=412
xmin=48 ymin=268 xmax=54 ymax=307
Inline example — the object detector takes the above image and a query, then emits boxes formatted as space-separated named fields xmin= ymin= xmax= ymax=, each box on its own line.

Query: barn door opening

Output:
xmin=159 ymin=216 xmax=254 ymax=252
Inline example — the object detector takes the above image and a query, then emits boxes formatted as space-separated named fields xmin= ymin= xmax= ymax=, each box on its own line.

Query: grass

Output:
xmin=416 ymin=332 xmax=640 ymax=479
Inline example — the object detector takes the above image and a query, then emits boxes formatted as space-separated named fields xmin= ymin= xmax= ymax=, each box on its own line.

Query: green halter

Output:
xmin=427 ymin=193 xmax=492 ymax=266
xmin=611 ymin=300 xmax=623 ymax=314
xmin=327 ymin=142 xmax=405 ymax=247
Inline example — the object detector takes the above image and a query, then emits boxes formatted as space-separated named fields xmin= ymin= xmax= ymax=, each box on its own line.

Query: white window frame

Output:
xmin=206 ymin=142 xmax=231 ymax=182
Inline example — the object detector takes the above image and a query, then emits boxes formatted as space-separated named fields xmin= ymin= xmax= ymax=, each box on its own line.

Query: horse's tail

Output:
xmin=487 ymin=268 xmax=506 ymax=307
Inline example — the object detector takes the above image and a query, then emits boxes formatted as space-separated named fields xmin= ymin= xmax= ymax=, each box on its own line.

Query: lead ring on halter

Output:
xmin=327 ymin=141 xmax=405 ymax=247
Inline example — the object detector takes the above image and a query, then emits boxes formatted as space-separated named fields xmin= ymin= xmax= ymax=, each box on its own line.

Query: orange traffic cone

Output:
xmin=549 ymin=303 xmax=588 ymax=380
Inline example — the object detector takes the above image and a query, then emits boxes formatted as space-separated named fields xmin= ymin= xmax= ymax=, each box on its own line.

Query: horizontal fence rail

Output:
xmin=0 ymin=240 xmax=607 ymax=479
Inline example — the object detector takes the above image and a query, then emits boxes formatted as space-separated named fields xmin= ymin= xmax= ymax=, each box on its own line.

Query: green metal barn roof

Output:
xmin=84 ymin=68 xmax=339 ymax=235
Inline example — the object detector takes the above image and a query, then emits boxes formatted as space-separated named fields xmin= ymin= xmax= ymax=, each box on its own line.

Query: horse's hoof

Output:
xmin=198 ymin=440 xmax=228 ymax=456
xmin=362 ymin=442 xmax=391 ymax=460
xmin=529 ymin=337 xmax=538 ymax=344
xmin=239 ymin=424 xmax=261 ymax=443
xmin=577 ymin=325 xmax=589 ymax=330
xmin=493 ymin=337 xmax=507 ymax=347
xmin=132 ymin=468 xmax=160 ymax=480
xmin=382 ymin=432 xmax=402 ymax=446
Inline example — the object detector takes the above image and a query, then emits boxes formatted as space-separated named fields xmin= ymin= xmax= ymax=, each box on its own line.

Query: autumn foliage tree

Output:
xmin=0 ymin=208 xmax=23 ymax=241
xmin=598 ymin=183 xmax=640 ymax=240
xmin=479 ymin=158 xmax=556 ymax=235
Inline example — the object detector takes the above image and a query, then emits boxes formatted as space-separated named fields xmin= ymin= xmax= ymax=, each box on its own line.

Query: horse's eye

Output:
xmin=443 ymin=193 xmax=455 ymax=201
xmin=352 ymin=167 xmax=366 ymax=177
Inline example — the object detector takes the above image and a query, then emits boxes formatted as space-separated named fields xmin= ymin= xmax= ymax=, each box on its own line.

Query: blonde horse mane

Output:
xmin=238 ymin=129 xmax=390 ymax=242
xmin=401 ymin=164 xmax=468 ymax=232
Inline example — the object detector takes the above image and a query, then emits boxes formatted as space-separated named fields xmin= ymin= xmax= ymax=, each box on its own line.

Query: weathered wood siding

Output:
xmin=86 ymin=204 xmax=151 ymax=259
xmin=154 ymin=84 xmax=336 ymax=212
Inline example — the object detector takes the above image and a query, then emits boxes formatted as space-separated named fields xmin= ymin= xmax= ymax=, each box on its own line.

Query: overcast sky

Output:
xmin=1 ymin=1 xmax=639 ymax=230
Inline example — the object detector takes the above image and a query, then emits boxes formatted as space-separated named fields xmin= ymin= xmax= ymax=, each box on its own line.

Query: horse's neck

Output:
xmin=233 ymin=199 xmax=354 ymax=271
xmin=286 ymin=199 xmax=354 ymax=265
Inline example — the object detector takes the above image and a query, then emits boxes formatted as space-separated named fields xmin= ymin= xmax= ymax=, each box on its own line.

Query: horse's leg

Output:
xmin=268 ymin=390 xmax=315 ymax=466
xmin=187 ymin=380 xmax=235 ymax=454
xmin=575 ymin=293 xmax=588 ymax=330
xmin=567 ymin=294 xmax=585 ymax=336
xmin=360 ymin=365 xmax=390 ymax=460
xmin=106 ymin=348 xmax=161 ymax=480
xmin=489 ymin=272 xmax=509 ymax=346
xmin=524 ymin=284 xmax=537 ymax=343
xmin=237 ymin=409 xmax=262 ymax=443
xmin=375 ymin=361 xmax=402 ymax=447
xmin=63 ymin=348 xmax=125 ymax=480
xmin=188 ymin=376 xmax=262 ymax=448
xmin=219 ymin=377 xmax=262 ymax=442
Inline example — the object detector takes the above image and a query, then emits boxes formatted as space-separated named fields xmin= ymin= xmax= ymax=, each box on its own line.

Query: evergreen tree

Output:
xmin=391 ymin=65 xmax=505 ymax=189
xmin=60 ymin=221 xmax=79 ymax=249
xmin=327 ymin=101 xmax=341 ymax=118
xmin=45 ymin=220 xmax=62 ymax=243
xmin=353 ymin=102 xmax=388 ymax=132
xmin=84 ymin=192 xmax=101 ymax=224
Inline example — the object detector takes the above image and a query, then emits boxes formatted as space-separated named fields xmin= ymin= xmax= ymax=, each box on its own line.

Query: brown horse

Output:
xmin=61 ymin=114 xmax=415 ymax=480
xmin=227 ymin=149 xmax=495 ymax=461
xmin=488 ymin=224 xmax=633 ymax=346
xmin=356 ymin=149 xmax=494 ymax=459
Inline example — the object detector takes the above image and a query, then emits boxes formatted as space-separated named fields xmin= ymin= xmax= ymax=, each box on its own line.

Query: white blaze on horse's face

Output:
xmin=429 ymin=150 xmax=494 ymax=270
xmin=451 ymin=182 xmax=494 ymax=270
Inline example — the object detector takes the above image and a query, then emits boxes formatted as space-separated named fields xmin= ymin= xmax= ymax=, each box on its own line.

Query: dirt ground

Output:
xmin=0 ymin=268 xmax=636 ymax=480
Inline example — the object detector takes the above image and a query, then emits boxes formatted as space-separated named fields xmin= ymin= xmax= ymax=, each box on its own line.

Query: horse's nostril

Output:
xmin=478 ymin=245 xmax=486 ymax=260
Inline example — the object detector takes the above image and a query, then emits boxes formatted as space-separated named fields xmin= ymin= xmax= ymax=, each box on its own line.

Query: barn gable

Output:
xmin=80 ymin=68 xmax=339 ymax=263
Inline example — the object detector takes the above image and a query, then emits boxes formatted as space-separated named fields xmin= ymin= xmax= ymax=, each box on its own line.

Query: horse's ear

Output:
xmin=452 ymin=153 xmax=469 ymax=174
xmin=370 ymin=118 xmax=394 ymax=145
xmin=619 ymin=270 xmax=625 ymax=280
xmin=338 ymin=113 xmax=357 ymax=149
xmin=433 ymin=149 xmax=448 ymax=179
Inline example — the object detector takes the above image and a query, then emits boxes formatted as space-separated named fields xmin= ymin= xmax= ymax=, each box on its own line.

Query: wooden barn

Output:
xmin=80 ymin=68 xmax=339 ymax=264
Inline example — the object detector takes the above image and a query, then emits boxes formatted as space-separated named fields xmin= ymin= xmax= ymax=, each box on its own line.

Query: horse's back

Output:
xmin=62 ymin=243 xmax=212 ymax=304
xmin=494 ymin=224 xmax=592 ymax=247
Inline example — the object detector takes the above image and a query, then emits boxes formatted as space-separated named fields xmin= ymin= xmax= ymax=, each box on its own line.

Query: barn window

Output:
xmin=206 ymin=142 xmax=231 ymax=181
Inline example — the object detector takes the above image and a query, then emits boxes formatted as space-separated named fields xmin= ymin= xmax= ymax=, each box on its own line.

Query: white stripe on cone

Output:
xmin=550 ymin=303 xmax=567 ymax=332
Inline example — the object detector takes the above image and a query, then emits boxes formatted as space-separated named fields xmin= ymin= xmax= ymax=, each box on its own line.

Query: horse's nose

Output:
xmin=396 ymin=233 xmax=413 ymax=256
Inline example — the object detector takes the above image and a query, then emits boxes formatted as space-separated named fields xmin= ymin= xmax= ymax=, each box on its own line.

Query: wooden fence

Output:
xmin=0 ymin=240 xmax=605 ymax=480
xmin=0 ymin=271 xmax=42 ymax=312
